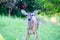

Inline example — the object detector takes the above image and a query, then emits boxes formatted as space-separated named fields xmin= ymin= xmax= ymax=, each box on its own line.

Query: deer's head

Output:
xmin=21 ymin=9 xmax=38 ymax=21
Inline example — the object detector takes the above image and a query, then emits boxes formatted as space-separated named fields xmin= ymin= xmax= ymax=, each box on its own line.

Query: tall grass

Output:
xmin=0 ymin=16 xmax=60 ymax=40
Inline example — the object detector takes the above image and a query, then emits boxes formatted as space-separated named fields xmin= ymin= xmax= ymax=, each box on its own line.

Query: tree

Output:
xmin=34 ymin=0 xmax=60 ymax=15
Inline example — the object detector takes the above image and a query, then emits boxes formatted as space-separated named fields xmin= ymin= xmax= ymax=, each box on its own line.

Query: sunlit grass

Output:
xmin=0 ymin=34 xmax=4 ymax=40
xmin=0 ymin=16 xmax=60 ymax=40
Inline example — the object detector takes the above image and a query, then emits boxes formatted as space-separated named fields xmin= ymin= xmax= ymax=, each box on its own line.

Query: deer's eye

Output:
xmin=31 ymin=15 xmax=33 ymax=16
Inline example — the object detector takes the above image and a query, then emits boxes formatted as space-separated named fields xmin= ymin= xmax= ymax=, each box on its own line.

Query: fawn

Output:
xmin=21 ymin=9 xmax=39 ymax=40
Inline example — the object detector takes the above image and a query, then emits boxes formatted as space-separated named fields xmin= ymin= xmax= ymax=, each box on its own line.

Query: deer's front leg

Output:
xmin=34 ymin=32 xmax=38 ymax=40
xmin=26 ymin=31 xmax=31 ymax=40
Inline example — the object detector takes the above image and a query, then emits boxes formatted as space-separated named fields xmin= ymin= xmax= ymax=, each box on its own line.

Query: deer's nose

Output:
xmin=28 ymin=19 xmax=31 ymax=21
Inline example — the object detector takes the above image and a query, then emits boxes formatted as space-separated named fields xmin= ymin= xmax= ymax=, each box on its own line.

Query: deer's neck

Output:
xmin=32 ymin=16 xmax=37 ymax=22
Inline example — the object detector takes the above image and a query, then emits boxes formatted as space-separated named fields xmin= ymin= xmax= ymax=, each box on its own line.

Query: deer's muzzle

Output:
xmin=28 ymin=19 xmax=31 ymax=21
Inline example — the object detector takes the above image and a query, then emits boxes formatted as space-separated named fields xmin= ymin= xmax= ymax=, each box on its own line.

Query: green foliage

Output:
xmin=0 ymin=0 xmax=60 ymax=17
xmin=0 ymin=4 xmax=8 ymax=15
xmin=34 ymin=0 xmax=60 ymax=16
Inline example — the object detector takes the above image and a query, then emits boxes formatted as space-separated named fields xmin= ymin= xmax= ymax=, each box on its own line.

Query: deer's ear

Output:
xmin=33 ymin=10 xmax=38 ymax=15
xmin=21 ymin=9 xmax=27 ymax=15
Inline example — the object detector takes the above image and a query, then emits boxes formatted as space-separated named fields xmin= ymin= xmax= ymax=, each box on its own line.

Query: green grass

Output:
xmin=0 ymin=16 xmax=60 ymax=40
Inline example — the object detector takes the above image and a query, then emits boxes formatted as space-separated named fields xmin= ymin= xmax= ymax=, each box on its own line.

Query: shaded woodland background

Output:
xmin=0 ymin=0 xmax=60 ymax=17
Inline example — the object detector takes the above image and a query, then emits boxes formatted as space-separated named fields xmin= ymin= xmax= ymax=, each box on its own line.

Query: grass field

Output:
xmin=0 ymin=16 xmax=60 ymax=40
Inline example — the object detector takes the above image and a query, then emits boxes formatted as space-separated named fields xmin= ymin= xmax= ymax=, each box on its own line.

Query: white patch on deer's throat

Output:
xmin=32 ymin=16 xmax=37 ymax=22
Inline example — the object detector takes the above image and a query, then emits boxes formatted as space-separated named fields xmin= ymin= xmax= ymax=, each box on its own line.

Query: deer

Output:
xmin=6 ymin=1 xmax=18 ymax=16
xmin=0 ymin=0 xmax=17 ymax=16
xmin=21 ymin=9 xmax=39 ymax=40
